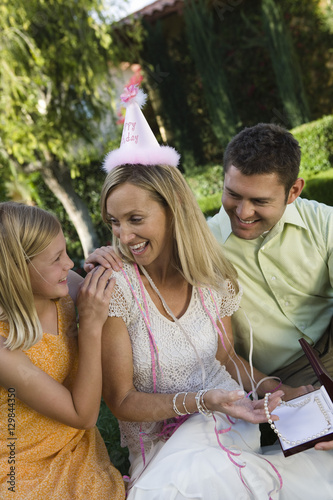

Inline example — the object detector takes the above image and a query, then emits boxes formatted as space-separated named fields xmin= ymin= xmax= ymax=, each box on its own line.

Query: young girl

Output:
xmin=0 ymin=202 xmax=125 ymax=499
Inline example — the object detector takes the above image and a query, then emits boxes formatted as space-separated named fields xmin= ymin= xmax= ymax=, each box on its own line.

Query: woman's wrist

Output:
xmin=172 ymin=390 xmax=214 ymax=417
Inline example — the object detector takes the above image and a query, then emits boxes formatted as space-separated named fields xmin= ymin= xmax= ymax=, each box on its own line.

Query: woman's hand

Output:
xmin=204 ymin=389 xmax=284 ymax=424
xmin=84 ymin=246 xmax=123 ymax=273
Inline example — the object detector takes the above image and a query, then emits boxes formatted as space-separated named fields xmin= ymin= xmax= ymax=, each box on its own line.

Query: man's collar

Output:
xmin=220 ymin=199 xmax=307 ymax=244
xmin=219 ymin=208 xmax=233 ymax=244
xmin=281 ymin=199 xmax=307 ymax=229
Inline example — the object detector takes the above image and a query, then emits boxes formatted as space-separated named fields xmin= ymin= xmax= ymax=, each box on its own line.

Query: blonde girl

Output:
xmin=0 ymin=202 xmax=125 ymax=500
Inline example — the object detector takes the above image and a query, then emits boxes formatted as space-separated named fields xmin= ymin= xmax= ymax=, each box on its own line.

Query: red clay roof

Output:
xmin=130 ymin=0 xmax=183 ymax=21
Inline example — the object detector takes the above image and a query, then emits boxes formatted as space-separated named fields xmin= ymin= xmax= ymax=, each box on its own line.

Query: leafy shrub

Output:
xmin=185 ymin=164 xmax=223 ymax=216
xmin=197 ymin=192 xmax=222 ymax=217
xmin=291 ymin=115 xmax=333 ymax=175
xmin=302 ymin=169 xmax=333 ymax=206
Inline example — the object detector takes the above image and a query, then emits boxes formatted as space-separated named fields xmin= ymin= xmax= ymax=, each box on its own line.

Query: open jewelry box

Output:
xmin=273 ymin=338 xmax=333 ymax=457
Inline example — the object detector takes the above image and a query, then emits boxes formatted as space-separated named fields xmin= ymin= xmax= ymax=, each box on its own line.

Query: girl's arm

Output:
xmin=101 ymin=315 xmax=282 ymax=424
xmin=0 ymin=266 xmax=114 ymax=430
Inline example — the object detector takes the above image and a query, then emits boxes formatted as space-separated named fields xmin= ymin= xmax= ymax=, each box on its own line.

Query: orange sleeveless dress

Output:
xmin=0 ymin=295 xmax=125 ymax=499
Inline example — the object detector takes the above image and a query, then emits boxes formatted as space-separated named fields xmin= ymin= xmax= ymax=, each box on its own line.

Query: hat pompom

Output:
xmin=120 ymin=85 xmax=147 ymax=109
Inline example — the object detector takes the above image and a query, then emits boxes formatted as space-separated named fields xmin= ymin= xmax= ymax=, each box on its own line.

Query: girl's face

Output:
xmin=28 ymin=230 xmax=74 ymax=301
xmin=106 ymin=183 xmax=173 ymax=271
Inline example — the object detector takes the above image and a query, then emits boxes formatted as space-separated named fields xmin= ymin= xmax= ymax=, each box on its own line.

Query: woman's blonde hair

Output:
xmin=101 ymin=164 xmax=239 ymax=294
xmin=0 ymin=202 xmax=61 ymax=351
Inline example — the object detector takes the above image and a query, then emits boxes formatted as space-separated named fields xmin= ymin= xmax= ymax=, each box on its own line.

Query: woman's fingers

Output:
xmin=206 ymin=389 xmax=284 ymax=424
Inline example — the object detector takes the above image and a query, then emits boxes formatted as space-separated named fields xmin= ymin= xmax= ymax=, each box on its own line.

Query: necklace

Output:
xmin=264 ymin=392 xmax=332 ymax=446
xmin=139 ymin=265 xmax=178 ymax=319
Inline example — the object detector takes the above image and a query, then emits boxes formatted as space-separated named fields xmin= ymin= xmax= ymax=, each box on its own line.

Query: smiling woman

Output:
xmin=105 ymin=182 xmax=173 ymax=268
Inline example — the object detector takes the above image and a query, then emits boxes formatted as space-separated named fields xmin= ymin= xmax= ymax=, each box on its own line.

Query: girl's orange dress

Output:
xmin=0 ymin=295 xmax=125 ymax=499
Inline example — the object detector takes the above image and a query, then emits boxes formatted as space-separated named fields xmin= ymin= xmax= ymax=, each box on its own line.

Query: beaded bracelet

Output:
xmin=173 ymin=392 xmax=188 ymax=416
xmin=195 ymin=389 xmax=213 ymax=417
xmin=183 ymin=392 xmax=195 ymax=415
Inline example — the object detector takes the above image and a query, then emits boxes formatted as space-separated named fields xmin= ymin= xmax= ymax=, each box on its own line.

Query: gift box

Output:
xmin=272 ymin=338 xmax=333 ymax=457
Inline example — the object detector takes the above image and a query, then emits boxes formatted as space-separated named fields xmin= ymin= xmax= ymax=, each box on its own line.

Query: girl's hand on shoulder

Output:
xmin=76 ymin=266 xmax=115 ymax=330
xmin=84 ymin=246 xmax=123 ymax=273
xmin=205 ymin=388 xmax=284 ymax=424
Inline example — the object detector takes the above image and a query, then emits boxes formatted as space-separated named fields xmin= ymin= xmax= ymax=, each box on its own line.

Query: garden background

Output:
xmin=1 ymin=0 xmax=333 ymax=475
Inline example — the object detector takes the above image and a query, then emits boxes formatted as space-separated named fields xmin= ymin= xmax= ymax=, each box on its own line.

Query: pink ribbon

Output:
xmin=120 ymin=84 xmax=139 ymax=103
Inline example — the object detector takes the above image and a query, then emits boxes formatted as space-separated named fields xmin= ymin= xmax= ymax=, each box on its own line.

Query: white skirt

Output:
xmin=127 ymin=413 xmax=333 ymax=499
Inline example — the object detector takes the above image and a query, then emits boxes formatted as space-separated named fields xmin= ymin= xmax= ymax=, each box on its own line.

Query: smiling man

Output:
xmin=208 ymin=123 xmax=333 ymax=391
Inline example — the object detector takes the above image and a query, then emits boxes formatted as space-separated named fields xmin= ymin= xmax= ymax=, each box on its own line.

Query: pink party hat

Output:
xmin=103 ymin=85 xmax=180 ymax=172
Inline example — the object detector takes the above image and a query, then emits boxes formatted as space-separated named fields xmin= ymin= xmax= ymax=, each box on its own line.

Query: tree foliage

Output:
xmin=184 ymin=0 xmax=240 ymax=144
xmin=0 ymin=0 xmax=143 ymax=259
xmin=261 ymin=0 xmax=310 ymax=127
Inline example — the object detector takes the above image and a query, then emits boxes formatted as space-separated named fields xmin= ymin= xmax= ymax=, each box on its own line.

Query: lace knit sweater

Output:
xmin=108 ymin=263 xmax=242 ymax=457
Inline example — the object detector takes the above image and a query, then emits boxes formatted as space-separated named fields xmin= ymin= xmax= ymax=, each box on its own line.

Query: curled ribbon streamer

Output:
xmin=139 ymin=416 xmax=190 ymax=466
xmin=121 ymin=266 xmax=163 ymax=393
xmin=120 ymin=84 xmax=139 ymax=103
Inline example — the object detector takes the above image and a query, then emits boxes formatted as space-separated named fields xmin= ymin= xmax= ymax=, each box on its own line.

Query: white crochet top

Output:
xmin=108 ymin=263 xmax=243 ymax=457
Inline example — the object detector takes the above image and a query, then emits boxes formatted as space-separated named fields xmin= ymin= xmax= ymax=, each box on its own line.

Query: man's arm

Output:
xmin=216 ymin=323 xmax=314 ymax=401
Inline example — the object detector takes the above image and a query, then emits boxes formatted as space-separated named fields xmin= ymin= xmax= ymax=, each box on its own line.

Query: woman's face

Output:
xmin=106 ymin=183 xmax=173 ymax=270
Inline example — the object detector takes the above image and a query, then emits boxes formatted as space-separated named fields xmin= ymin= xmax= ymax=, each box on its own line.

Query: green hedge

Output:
xmin=291 ymin=114 xmax=333 ymax=206
xmin=291 ymin=115 xmax=333 ymax=176
xmin=185 ymin=164 xmax=223 ymax=217
xmin=302 ymin=169 xmax=333 ymax=206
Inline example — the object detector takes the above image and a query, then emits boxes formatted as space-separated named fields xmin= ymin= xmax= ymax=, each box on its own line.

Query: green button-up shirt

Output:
xmin=208 ymin=197 xmax=333 ymax=374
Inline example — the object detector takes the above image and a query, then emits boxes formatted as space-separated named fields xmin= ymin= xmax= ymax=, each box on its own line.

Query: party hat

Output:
xmin=103 ymin=85 xmax=180 ymax=172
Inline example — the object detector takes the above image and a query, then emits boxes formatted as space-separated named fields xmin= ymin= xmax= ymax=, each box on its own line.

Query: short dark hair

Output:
xmin=223 ymin=123 xmax=301 ymax=194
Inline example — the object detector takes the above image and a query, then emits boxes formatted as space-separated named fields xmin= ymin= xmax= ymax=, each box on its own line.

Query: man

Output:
xmin=208 ymin=123 xmax=333 ymax=394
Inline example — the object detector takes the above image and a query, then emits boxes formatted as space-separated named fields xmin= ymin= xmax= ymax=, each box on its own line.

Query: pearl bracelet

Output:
xmin=264 ymin=392 xmax=332 ymax=446
xmin=173 ymin=392 xmax=188 ymax=416
xmin=195 ymin=389 xmax=213 ymax=417
xmin=183 ymin=392 xmax=195 ymax=414
xmin=173 ymin=390 xmax=214 ymax=417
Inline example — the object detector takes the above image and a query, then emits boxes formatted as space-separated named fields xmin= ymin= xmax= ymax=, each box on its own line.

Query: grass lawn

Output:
xmin=97 ymin=399 xmax=130 ymax=477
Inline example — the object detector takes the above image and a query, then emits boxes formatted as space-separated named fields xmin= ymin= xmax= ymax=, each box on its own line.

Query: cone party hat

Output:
xmin=103 ymin=85 xmax=180 ymax=172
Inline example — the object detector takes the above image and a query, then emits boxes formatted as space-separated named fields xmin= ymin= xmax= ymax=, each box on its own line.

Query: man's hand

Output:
xmin=279 ymin=383 xmax=315 ymax=401
xmin=315 ymin=440 xmax=333 ymax=451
